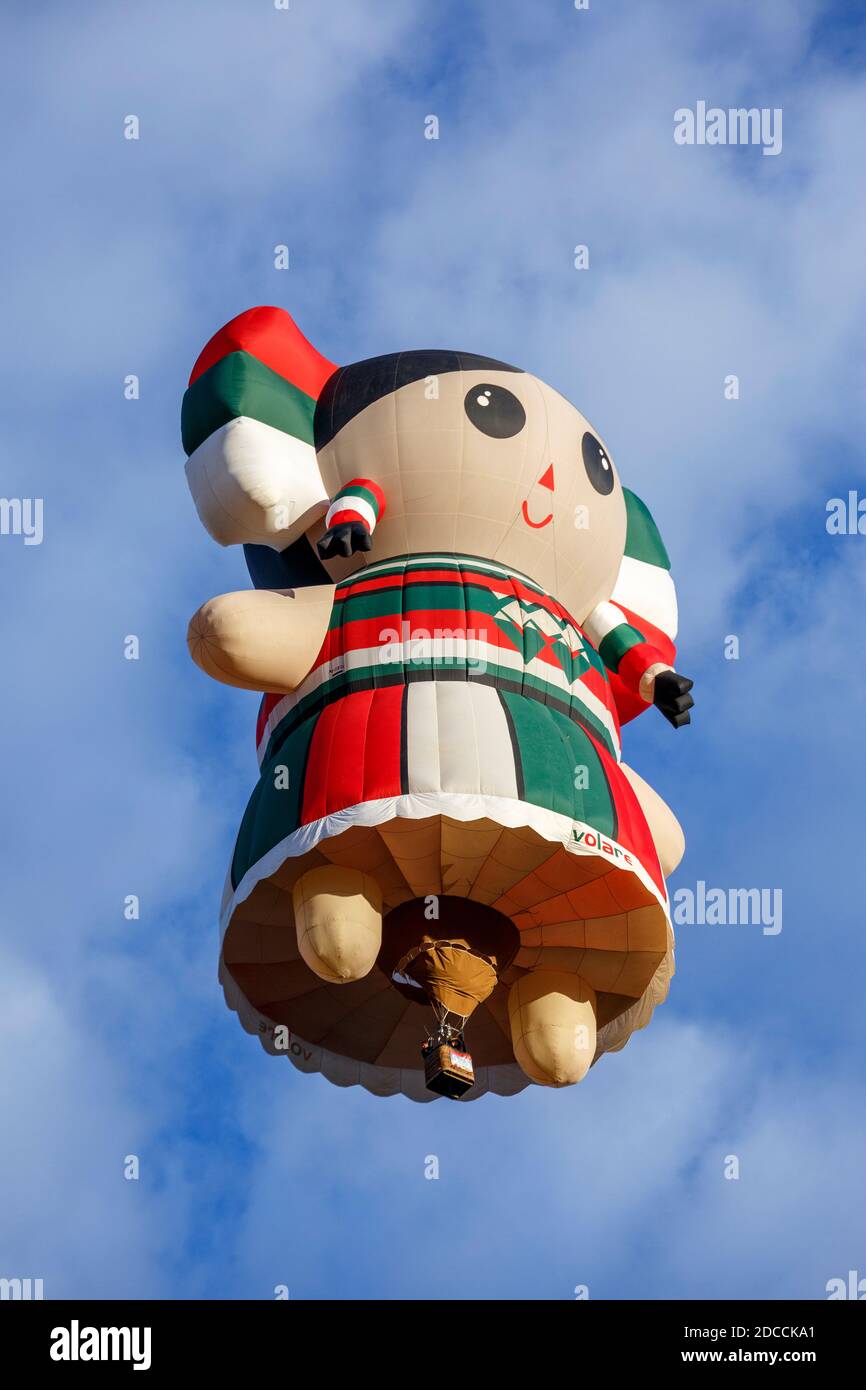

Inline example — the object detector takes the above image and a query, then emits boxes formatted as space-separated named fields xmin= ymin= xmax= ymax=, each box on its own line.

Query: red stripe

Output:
xmin=362 ymin=685 xmax=404 ymax=802
xmin=606 ymin=672 xmax=648 ymax=726
xmin=344 ymin=477 xmax=386 ymax=519
xmin=617 ymin=640 xmax=670 ymax=695
xmin=311 ymin=609 xmax=616 ymax=718
xmin=338 ymin=565 xmax=565 ymax=617
xmin=586 ymin=731 xmax=665 ymax=895
xmin=256 ymin=694 xmax=280 ymax=748
xmin=258 ymin=583 xmax=622 ymax=755
xmin=583 ymin=663 xmax=617 ymax=715
xmin=299 ymin=701 xmax=340 ymax=824
xmin=189 ymin=306 xmax=337 ymax=398
xmin=326 ymin=508 xmax=369 ymax=530
xmin=311 ymin=610 xmax=571 ymax=678
xmin=608 ymin=607 xmax=675 ymax=724
xmin=617 ymin=604 xmax=676 ymax=657
xmin=300 ymin=687 xmax=402 ymax=823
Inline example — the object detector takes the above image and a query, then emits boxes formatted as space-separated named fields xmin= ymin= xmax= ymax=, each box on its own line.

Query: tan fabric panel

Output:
xmin=595 ymin=938 xmax=675 ymax=1058
xmin=508 ymin=972 xmax=597 ymax=1087
xmin=267 ymin=848 xmax=329 ymax=895
xmin=188 ymin=584 xmax=335 ymax=694
xmin=316 ymin=825 xmax=415 ymax=909
xmin=375 ymin=817 xmax=442 ymax=898
xmin=514 ymin=943 xmax=586 ymax=973
xmin=609 ymin=949 xmax=668 ymax=997
xmin=440 ymin=817 xmax=506 ymax=898
xmin=626 ymin=904 xmax=670 ymax=951
xmin=373 ymin=1007 xmax=430 ymax=1069
xmin=221 ymin=804 xmax=673 ymax=1092
xmin=229 ymin=878 xmax=294 ymax=925
xmin=265 ymin=984 xmax=363 ymax=1039
xmin=231 ymin=960 xmax=323 ymax=1008
xmin=319 ymin=989 xmax=412 ymax=1065
xmin=461 ymin=987 xmax=514 ymax=1055
xmin=471 ymin=825 xmax=557 ymax=903
xmin=223 ymin=919 xmax=280 ymax=966
xmin=293 ymin=866 xmax=382 ymax=984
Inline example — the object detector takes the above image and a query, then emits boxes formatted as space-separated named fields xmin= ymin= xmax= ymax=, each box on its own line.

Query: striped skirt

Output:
xmin=229 ymin=678 xmax=665 ymax=905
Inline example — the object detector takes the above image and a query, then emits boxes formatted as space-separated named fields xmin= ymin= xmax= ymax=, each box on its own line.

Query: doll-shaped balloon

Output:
xmin=183 ymin=306 xmax=693 ymax=1101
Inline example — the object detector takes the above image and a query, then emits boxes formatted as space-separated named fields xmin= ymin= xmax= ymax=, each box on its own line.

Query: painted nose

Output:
xmin=521 ymin=463 xmax=554 ymax=529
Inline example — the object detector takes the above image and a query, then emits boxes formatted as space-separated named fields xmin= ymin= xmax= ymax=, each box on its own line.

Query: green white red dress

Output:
xmin=228 ymin=552 xmax=671 ymax=913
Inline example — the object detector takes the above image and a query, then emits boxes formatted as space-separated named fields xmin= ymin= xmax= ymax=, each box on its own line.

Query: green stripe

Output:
xmin=598 ymin=621 xmax=648 ymax=672
xmin=263 ymin=660 xmax=617 ymax=769
xmin=330 ymin=580 xmax=496 ymax=628
xmin=351 ymin=553 xmax=546 ymax=594
xmin=182 ymin=350 xmax=317 ymax=456
xmin=328 ymin=577 xmax=602 ymax=692
xmin=262 ymin=663 xmax=399 ymax=762
xmin=242 ymin=690 xmax=617 ymax=884
xmin=334 ymin=483 xmax=381 ymax=517
xmin=330 ymin=576 xmax=571 ymax=630
xmin=623 ymin=488 xmax=671 ymax=571
xmin=498 ymin=693 xmax=616 ymax=834
xmin=232 ymin=713 xmax=318 ymax=888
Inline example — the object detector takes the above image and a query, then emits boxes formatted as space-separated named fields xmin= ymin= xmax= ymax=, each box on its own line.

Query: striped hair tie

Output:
xmin=324 ymin=478 xmax=386 ymax=536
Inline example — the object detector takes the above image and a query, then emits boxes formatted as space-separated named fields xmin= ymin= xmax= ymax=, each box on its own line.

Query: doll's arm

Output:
xmin=584 ymin=600 xmax=694 ymax=729
xmin=316 ymin=478 xmax=387 ymax=559
xmin=188 ymin=583 xmax=335 ymax=695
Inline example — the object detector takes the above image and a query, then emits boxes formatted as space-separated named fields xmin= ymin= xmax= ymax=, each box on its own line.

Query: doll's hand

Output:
xmin=652 ymin=670 xmax=695 ymax=729
xmin=317 ymin=521 xmax=373 ymax=561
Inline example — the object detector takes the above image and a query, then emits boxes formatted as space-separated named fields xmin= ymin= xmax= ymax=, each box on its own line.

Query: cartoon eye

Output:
xmin=581 ymin=431 xmax=615 ymax=495
xmin=464 ymin=383 xmax=526 ymax=439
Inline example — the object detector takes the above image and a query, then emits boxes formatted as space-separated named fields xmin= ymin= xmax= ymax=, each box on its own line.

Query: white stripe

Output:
xmin=464 ymin=683 xmax=520 ymax=799
xmin=219 ymin=792 xmax=669 ymax=936
xmin=583 ymin=600 xmax=629 ymax=647
xmin=256 ymin=638 xmax=621 ymax=763
xmin=326 ymin=494 xmax=377 ymax=532
xmin=405 ymin=684 xmax=442 ymax=793
xmin=358 ymin=552 xmax=546 ymax=592
xmin=406 ymin=683 xmax=519 ymax=798
xmin=611 ymin=556 xmax=678 ymax=639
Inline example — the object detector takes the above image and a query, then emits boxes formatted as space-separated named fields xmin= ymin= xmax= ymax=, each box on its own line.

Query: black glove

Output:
xmin=316 ymin=521 xmax=373 ymax=561
xmin=653 ymin=670 xmax=695 ymax=729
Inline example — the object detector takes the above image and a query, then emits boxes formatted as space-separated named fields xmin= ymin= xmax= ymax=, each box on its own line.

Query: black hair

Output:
xmin=313 ymin=349 xmax=522 ymax=450
xmin=244 ymin=533 xmax=331 ymax=590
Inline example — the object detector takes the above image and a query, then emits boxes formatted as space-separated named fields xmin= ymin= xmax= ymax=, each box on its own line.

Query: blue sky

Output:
xmin=2 ymin=0 xmax=865 ymax=1299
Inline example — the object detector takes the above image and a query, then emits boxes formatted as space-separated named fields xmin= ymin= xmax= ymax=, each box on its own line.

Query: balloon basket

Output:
xmin=421 ymin=1025 xmax=475 ymax=1099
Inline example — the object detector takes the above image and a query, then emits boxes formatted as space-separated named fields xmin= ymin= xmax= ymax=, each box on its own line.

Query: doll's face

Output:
xmin=313 ymin=355 xmax=626 ymax=622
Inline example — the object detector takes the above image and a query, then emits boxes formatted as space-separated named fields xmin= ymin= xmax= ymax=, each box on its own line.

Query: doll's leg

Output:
xmin=508 ymin=972 xmax=597 ymax=1087
xmin=187 ymin=583 xmax=335 ymax=694
xmin=292 ymin=866 xmax=383 ymax=984
xmin=619 ymin=762 xmax=685 ymax=877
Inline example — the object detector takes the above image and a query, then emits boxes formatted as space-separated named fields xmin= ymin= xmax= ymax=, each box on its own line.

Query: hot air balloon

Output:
xmin=183 ymin=306 xmax=693 ymax=1101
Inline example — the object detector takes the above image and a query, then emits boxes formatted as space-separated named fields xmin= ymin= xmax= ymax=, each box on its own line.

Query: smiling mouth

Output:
xmin=521 ymin=499 xmax=553 ymax=529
